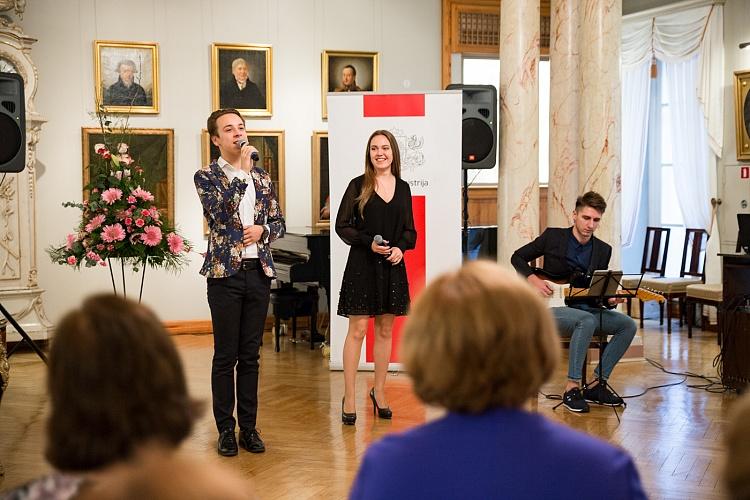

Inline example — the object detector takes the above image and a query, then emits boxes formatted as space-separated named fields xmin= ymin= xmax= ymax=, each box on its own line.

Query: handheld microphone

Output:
xmin=235 ymin=139 xmax=260 ymax=161
xmin=373 ymin=235 xmax=386 ymax=246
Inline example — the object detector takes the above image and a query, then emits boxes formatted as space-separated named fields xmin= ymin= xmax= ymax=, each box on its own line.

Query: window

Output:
xmin=461 ymin=57 xmax=550 ymax=186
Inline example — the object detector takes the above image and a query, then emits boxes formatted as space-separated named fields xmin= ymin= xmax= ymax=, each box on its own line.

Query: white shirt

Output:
xmin=218 ymin=157 xmax=258 ymax=259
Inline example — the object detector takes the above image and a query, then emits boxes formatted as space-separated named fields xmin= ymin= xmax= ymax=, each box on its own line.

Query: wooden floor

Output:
xmin=0 ymin=320 xmax=740 ymax=499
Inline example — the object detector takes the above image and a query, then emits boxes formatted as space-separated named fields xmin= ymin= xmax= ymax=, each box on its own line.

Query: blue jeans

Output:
xmin=551 ymin=305 xmax=637 ymax=383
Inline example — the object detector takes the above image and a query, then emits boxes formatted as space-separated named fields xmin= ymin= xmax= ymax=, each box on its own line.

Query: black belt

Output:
xmin=240 ymin=258 xmax=259 ymax=270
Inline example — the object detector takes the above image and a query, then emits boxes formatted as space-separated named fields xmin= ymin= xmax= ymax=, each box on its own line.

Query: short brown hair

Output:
xmin=724 ymin=393 xmax=750 ymax=500
xmin=575 ymin=191 xmax=607 ymax=213
xmin=207 ymin=108 xmax=244 ymax=137
xmin=401 ymin=261 xmax=560 ymax=413
xmin=46 ymin=294 xmax=201 ymax=472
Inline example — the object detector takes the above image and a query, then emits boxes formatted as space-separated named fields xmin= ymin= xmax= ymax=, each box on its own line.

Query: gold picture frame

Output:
xmin=82 ymin=128 xmax=174 ymax=222
xmin=200 ymin=129 xmax=286 ymax=235
xmin=311 ymin=131 xmax=329 ymax=227
xmin=212 ymin=43 xmax=272 ymax=117
xmin=321 ymin=50 xmax=379 ymax=119
xmin=734 ymin=70 xmax=750 ymax=161
xmin=94 ymin=40 xmax=159 ymax=114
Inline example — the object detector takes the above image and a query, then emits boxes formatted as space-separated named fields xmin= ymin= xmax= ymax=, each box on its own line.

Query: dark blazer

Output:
xmin=511 ymin=227 xmax=612 ymax=281
xmin=194 ymin=162 xmax=285 ymax=279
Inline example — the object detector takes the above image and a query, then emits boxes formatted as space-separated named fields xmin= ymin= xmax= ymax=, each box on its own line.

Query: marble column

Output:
xmin=578 ymin=0 xmax=622 ymax=267
xmin=547 ymin=0 xmax=580 ymax=228
xmin=497 ymin=0 xmax=540 ymax=265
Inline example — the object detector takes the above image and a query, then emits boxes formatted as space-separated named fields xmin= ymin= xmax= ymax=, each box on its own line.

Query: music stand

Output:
xmin=2 ymin=301 xmax=47 ymax=363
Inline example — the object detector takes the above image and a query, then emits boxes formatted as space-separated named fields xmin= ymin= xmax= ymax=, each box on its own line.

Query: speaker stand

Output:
xmin=462 ymin=167 xmax=469 ymax=259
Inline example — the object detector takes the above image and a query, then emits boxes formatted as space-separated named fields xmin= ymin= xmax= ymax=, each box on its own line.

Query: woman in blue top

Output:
xmin=349 ymin=262 xmax=647 ymax=500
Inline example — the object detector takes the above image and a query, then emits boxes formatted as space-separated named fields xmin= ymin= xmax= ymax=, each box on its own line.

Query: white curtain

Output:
xmin=620 ymin=60 xmax=651 ymax=247
xmin=663 ymin=55 xmax=712 ymax=231
xmin=620 ymin=2 xmax=724 ymax=246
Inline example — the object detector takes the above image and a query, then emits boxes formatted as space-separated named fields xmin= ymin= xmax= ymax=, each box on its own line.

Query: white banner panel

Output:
xmin=328 ymin=91 xmax=462 ymax=370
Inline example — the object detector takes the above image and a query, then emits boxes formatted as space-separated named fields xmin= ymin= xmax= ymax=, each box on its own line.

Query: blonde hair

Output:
xmin=356 ymin=130 xmax=402 ymax=217
xmin=401 ymin=261 xmax=560 ymax=413
xmin=724 ymin=393 xmax=750 ymax=500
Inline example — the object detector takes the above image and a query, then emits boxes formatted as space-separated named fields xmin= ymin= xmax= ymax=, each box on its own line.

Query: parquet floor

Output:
xmin=0 ymin=321 xmax=739 ymax=499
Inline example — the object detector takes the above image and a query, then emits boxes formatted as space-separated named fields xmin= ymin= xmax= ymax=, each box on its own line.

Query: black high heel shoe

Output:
xmin=341 ymin=397 xmax=356 ymax=425
xmin=369 ymin=388 xmax=392 ymax=419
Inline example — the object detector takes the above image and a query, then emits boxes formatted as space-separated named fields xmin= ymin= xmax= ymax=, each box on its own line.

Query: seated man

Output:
xmin=511 ymin=191 xmax=637 ymax=413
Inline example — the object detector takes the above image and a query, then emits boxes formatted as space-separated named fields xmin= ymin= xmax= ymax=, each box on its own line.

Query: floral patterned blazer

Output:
xmin=195 ymin=162 xmax=285 ymax=278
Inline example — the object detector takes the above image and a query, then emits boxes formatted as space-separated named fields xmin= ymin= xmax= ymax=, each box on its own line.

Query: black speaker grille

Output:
xmin=0 ymin=114 xmax=22 ymax=164
xmin=2 ymin=101 xmax=16 ymax=114
xmin=462 ymin=118 xmax=493 ymax=163
xmin=478 ymin=108 xmax=490 ymax=118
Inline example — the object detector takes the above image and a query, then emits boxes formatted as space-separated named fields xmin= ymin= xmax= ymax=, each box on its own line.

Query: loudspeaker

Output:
xmin=0 ymin=72 xmax=25 ymax=173
xmin=447 ymin=84 xmax=497 ymax=170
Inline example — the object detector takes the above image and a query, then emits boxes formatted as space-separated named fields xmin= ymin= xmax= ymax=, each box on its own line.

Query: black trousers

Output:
xmin=207 ymin=260 xmax=271 ymax=432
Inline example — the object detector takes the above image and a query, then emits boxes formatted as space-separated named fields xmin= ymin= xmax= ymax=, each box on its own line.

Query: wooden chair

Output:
xmin=639 ymin=228 xmax=708 ymax=334
xmin=686 ymin=283 xmax=722 ymax=342
xmin=624 ymin=226 xmax=671 ymax=323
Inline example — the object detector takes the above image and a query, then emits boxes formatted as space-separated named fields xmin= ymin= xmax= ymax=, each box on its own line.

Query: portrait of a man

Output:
xmin=104 ymin=60 xmax=148 ymax=106
xmin=212 ymin=43 xmax=272 ymax=117
xmin=334 ymin=65 xmax=362 ymax=92
xmin=321 ymin=50 xmax=378 ymax=118
xmin=94 ymin=41 xmax=159 ymax=114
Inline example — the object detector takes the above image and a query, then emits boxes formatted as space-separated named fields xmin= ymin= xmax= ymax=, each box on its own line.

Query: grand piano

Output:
xmin=269 ymin=227 xmax=330 ymax=350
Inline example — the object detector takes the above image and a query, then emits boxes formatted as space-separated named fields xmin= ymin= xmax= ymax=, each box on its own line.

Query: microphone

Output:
xmin=235 ymin=139 xmax=260 ymax=161
xmin=373 ymin=235 xmax=386 ymax=246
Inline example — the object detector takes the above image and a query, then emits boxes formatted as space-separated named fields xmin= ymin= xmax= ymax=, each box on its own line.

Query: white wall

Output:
xmin=22 ymin=0 xmax=441 ymax=323
xmin=718 ymin=0 xmax=750 ymax=251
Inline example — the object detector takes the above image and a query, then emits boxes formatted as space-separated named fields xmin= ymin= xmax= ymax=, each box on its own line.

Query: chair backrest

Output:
xmin=641 ymin=226 xmax=671 ymax=277
xmin=680 ymin=228 xmax=708 ymax=281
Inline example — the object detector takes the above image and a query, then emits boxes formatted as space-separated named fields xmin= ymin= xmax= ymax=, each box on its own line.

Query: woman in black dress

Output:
xmin=336 ymin=129 xmax=417 ymax=424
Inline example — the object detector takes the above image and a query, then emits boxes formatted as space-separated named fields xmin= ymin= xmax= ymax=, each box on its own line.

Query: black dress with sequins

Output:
xmin=336 ymin=175 xmax=417 ymax=317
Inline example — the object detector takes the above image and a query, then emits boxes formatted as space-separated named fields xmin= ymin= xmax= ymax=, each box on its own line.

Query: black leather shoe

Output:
xmin=239 ymin=428 xmax=266 ymax=453
xmin=369 ymin=388 xmax=392 ymax=419
xmin=217 ymin=428 xmax=238 ymax=457
xmin=341 ymin=397 xmax=356 ymax=425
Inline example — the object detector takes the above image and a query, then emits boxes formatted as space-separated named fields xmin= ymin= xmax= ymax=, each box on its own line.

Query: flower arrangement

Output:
xmin=48 ymin=113 xmax=190 ymax=273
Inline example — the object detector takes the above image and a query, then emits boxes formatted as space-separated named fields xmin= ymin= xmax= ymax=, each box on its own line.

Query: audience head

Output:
xmin=574 ymin=191 xmax=607 ymax=214
xmin=401 ymin=261 xmax=560 ymax=413
xmin=45 ymin=294 xmax=200 ymax=472
xmin=724 ymin=393 xmax=750 ymax=500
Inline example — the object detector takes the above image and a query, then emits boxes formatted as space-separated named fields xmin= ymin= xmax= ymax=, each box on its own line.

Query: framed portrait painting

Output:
xmin=94 ymin=41 xmax=159 ymax=114
xmin=200 ymin=129 xmax=285 ymax=234
xmin=212 ymin=43 xmax=272 ymax=117
xmin=321 ymin=50 xmax=379 ymax=118
xmin=82 ymin=128 xmax=174 ymax=222
xmin=734 ymin=70 xmax=750 ymax=161
xmin=311 ymin=131 xmax=329 ymax=227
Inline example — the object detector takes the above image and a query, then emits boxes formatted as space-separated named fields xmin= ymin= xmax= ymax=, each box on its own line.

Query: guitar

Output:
xmin=531 ymin=269 xmax=665 ymax=306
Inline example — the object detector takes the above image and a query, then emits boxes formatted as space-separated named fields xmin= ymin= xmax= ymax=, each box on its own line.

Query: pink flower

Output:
xmin=141 ymin=209 xmax=151 ymax=217
xmin=101 ymin=188 xmax=123 ymax=205
xmin=94 ymin=143 xmax=106 ymax=154
xmin=149 ymin=208 xmax=160 ymax=220
xmin=124 ymin=217 xmax=133 ymax=226
xmin=99 ymin=260 xmax=108 ymax=267
xmin=91 ymin=188 xmax=99 ymax=194
xmin=67 ymin=256 xmax=77 ymax=265
xmin=96 ymin=244 xmax=105 ymax=251
xmin=127 ymin=196 xmax=136 ymax=203
xmin=167 ymin=233 xmax=184 ymax=254
xmin=142 ymin=225 xmax=162 ymax=246
xmin=84 ymin=214 xmax=106 ymax=233
xmin=65 ymin=234 xmax=76 ymax=250
xmin=135 ymin=218 xmax=145 ymax=228
xmin=101 ymin=223 xmax=126 ymax=243
xmin=119 ymin=154 xmax=134 ymax=166
xmin=107 ymin=244 xmax=114 ymax=251
xmin=86 ymin=251 xmax=101 ymax=262
xmin=131 ymin=186 xmax=154 ymax=202
xmin=102 ymin=151 xmax=112 ymax=159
